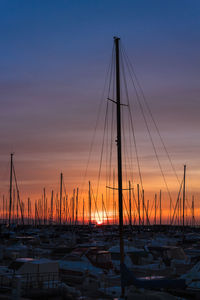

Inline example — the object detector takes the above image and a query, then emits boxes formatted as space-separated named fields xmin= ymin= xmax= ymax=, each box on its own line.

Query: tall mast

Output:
xmin=3 ymin=195 xmax=5 ymax=224
xmin=51 ymin=190 xmax=54 ymax=224
xmin=76 ymin=187 xmax=78 ymax=225
xmin=102 ymin=194 xmax=104 ymax=224
xmin=88 ymin=181 xmax=91 ymax=225
xmin=9 ymin=153 xmax=13 ymax=228
xmin=113 ymin=169 xmax=115 ymax=225
xmin=28 ymin=197 xmax=30 ymax=225
xmin=160 ymin=190 xmax=162 ymax=225
xmin=142 ymin=189 xmax=144 ymax=226
xmin=72 ymin=188 xmax=75 ymax=225
xmin=82 ymin=198 xmax=85 ymax=225
xmin=129 ymin=181 xmax=132 ymax=226
xmin=154 ymin=193 xmax=157 ymax=225
xmin=192 ymin=195 xmax=194 ymax=226
xmin=60 ymin=173 xmax=63 ymax=225
xmin=114 ymin=37 xmax=124 ymax=295
xmin=183 ymin=165 xmax=186 ymax=230
xmin=137 ymin=184 xmax=140 ymax=226
xmin=43 ymin=188 xmax=46 ymax=225
xmin=13 ymin=188 xmax=15 ymax=223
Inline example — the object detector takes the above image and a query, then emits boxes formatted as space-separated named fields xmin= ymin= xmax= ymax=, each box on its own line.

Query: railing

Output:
xmin=20 ymin=272 xmax=60 ymax=291
xmin=0 ymin=272 xmax=60 ymax=294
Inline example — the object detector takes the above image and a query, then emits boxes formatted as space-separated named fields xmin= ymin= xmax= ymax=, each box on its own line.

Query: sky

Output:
xmin=0 ymin=0 xmax=200 ymax=223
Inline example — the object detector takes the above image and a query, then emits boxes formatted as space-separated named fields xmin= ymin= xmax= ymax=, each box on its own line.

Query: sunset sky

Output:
xmin=0 ymin=1 xmax=200 ymax=223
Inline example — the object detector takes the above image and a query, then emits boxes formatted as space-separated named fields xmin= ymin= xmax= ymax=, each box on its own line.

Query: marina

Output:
xmin=0 ymin=1 xmax=200 ymax=299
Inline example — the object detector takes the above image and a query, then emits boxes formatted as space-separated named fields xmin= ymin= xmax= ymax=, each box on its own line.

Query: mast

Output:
xmin=13 ymin=188 xmax=15 ymax=223
xmin=72 ymin=188 xmax=75 ymax=225
xmin=129 ymin=181 xmax=132 ymax=226
xmin=76 ymin=187 xmax=78 ymax=225
xmin=192 ymin=195 xmax=194 ymax=226
xmin=88 ymin=181 xmax=91 ymax=225
xmin=142 ymin=189 xmax=144 ymax=226
xmin=43 ymin=188 xmax=45 ymax=225
xmin=160 ymin=190 xmax=162 ymax=225
xmin=114 ymin=36 xmax=124 ymax=295
xmin=102 ymin=194 xmax=104 ymax=224
xmin=51 ymin=190 xmax=54 ymax=224
xmin=137 ymin=184 xmax=140 ymax=226
xmin=28 ymin=197 xmax=30 ymax=225
xmin=154 ymin=193 xmax=157 ymax=225
xmin=113 ymin=169 xmax=115 ymax=225
xmin=65 ymin=195 xmax=68 ymax=224
xmin=83 ymin=198 xmax=85 ymax=225
xmin=3 ymin=195 xmax=5 ymax=224
xmin=9 ymin=153 xmax=13 ymax=228
xmin=183 ymin=165 xmax=186 ymax=231
xmin=60 ymin=173 xmax=63 ymax=225
xmin=35 ymin=201 xmax=37 ymax=226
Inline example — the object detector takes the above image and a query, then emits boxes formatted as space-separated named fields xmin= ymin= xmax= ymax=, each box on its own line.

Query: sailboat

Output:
xmin=112 ymin=37 xmax=186 ymax=295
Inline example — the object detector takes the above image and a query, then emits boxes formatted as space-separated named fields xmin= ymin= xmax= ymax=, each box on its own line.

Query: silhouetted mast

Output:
xmin=28 ymin=197 xmax=30 ymax=225
xmin=82 ymin=198 xmax=85 ymax=225
xmin=183 ymin=165 xmax=186 ymax=230
xmin=50 ymin=190 xmax=54 ymax=224
xmin=154 ymin=193 xmax=157 ymax=225
xmin=9 ymin=153 xmax=13 ymax=228
xmin=137 ymin=184 xmax=140 ymax=226
xmin=114 ymin=36 xmax=125 ymax=296
xmin=75 ymin=187 xmax=79 ymax=224
xmin=60 ymin=173 xmax=63 ymax=225
xmin=43 ymin=188 xmax=46 ymax=225
xmin=192 ymin=195 xmax=195 ymax=226
xmin=113 ymin=170 xmax=115 ymax=225
xmin=88 ymin=181 xmax=91 ymax=225
xmin=129 ymin=181 xmax=132 ymax=226
xmin=142 ymin=189 xmax=144 ymax=226
xmin=72 ymin=188 xmax=75 ymax=225
xmin=160 ymin=190 xmax=162 ymax=225
xmin=13 ymin=188 xmax=15 ymax=223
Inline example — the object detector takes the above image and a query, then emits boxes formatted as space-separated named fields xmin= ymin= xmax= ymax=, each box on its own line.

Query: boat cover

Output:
xmin=120 ymin=263 xmax=186 ymax=289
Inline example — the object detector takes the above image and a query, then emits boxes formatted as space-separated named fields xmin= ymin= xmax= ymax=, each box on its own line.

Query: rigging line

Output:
xmin=120 ymin=49 xmax=144 ymax=191
xmin=131 ymin=188 xmax=143 ymax=224
xmin=107 ymin=101 xmax=115 ymax=221
xmin=128 ymin=109 xmax=134 ymax=182
xmin=102 ymin=197 xmax=109 ymax=224
xmin=105 ymin=101 xmax=110 ymax=215
xmin=139 ymin=191 xmax=150 ymax=225
xmin=121 ymin=58 xmax=134 ymax=187
xmin=171 ymin=178 xmax=183 ymax=225
xmin=122 ymin=48 xmax=174 ymax=210
xmin=91 ymin=187 xmax=101 ymax=222
xmin=79 ymin=45 xmax=114 ymax=199
xmin=107 ymin=51 xmax=116 ymax=220
xmin=186 ymin=197 xmax=193 ymax=221
xmin=108 ymin=99 xmax=115 ymax=187
xmin=108 ymin=44 xmax=115 ymax=98
xmin=148 ymin=201 xmax=155 ymax=220
xmin=123 ymin=194 xmax=130 ymax=225
xmin=122 ymin=45 xmax=180 ymax=185
xmin=12 ymin=164 xmax=24 ymax=226
xmin=95 ymin=101 xmax=109 ymax=205
xmin=121 ymin=105 xmax=128 ymax=189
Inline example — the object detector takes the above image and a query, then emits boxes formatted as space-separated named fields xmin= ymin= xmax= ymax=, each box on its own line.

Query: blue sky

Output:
xmin=0 ymin=0 xmax=200 ymax=214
